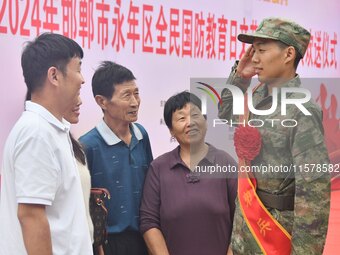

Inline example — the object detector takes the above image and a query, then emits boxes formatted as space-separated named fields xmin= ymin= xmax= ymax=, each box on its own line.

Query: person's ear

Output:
xmin=95 ymin=95 xmax=108 ymax=110
xmin=47 ymin=66 xmax=59 ymax=86
xmin=284 ymin=46 xmax=296 ymax=65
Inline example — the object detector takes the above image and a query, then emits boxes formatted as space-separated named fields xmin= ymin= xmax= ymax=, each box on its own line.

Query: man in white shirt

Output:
xmin=0 ymin=33 xmax=92 ymax=255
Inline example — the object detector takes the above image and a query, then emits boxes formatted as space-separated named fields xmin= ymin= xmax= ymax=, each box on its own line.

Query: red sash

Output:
xmin=237 ymin=84 xmax=292 ymax=255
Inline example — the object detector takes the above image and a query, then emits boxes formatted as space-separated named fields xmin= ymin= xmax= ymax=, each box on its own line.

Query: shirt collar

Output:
xmin=201 ymin=144 xmax=217 ymax=165
xmin=254 ymin=75 xmax=301 ymax=94
xmin=277 ymin=75 xmax=302 ymax=99
xmin=95 ymin=119 xmax=143 ymax=146
xmin=25 ymin=101 xmax=70 ymax=132
xmin=169 ymin=144 xmax=217 ymax=170
xmin=253 ymin=75 xmax=302 ymax=106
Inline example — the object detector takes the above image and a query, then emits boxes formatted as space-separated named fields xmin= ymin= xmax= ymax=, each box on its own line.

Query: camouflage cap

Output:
xmin=238 ymin=17 xmax=311 ymax=57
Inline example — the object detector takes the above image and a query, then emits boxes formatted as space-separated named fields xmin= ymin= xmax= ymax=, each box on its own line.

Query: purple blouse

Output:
xmin=140 ymin=145 xmax=237 ymax=255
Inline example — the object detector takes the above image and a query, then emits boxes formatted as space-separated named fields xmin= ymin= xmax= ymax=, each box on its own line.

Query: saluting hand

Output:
xmin=237 ymin=46 xmax=256 ymax=79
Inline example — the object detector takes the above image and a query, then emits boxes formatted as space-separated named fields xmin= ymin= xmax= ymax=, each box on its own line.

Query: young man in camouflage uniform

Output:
xmin=219 ymin=17 xmax=330 ymax=254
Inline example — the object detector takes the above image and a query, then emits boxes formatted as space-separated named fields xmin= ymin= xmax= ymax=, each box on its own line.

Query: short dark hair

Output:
xmin=276 ymin=40 xmax=302 ymax=70
xmin=163 ymin=91 xmax=202 ymax=129
xmin=92 ymin=61 xmax=136 ymax=99
xmin=21 ymin=33 xmax=83 ymax=94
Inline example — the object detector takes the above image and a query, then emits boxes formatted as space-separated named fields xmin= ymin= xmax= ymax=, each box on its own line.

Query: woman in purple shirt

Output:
xmin=140 ymin=91 xmax=237 ymax=255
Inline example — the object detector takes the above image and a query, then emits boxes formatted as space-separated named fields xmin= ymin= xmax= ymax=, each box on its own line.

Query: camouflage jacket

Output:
xmin=219 ymin=67 xmax=330 ymax=255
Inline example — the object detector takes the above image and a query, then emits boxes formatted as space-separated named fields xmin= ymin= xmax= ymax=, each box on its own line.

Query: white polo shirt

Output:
xmin=0 ymin=101 xmax=93 ymax=255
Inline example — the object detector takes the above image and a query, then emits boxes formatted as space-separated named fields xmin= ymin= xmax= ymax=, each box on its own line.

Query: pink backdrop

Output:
xmin=0 ymin=1 xmax=340 ymax=253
